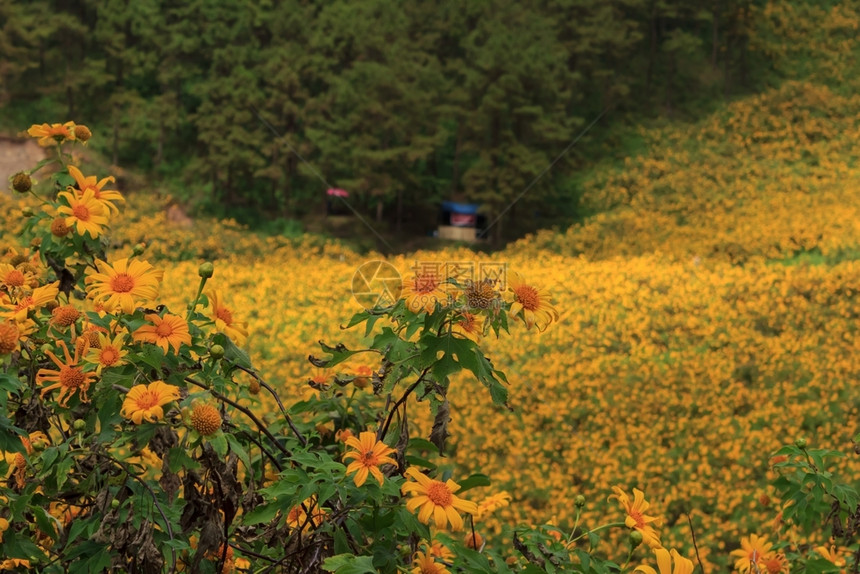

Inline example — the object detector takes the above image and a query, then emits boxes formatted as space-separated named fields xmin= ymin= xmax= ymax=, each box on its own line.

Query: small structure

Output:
xmin=438 ymin=201 xmax=483 ymax=241
xmin=326 ymin=188 xmax=350 ymax=215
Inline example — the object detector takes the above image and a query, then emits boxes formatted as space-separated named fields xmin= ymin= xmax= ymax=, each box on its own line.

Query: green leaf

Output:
xmin=243 ymin=502 xmax=281 ymax=525
xmin=224 ymin=433 xmax=252 ymax=473
xmin=322 ymin=554 xmax=378 ymax=573
xmin=457 ymin=473 xmax=492 ymax=492
xmin=209 ymin=433 xmax=228 ymax=456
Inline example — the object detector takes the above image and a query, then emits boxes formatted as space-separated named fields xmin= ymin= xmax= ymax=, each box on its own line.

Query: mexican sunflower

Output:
xmin=36 ymin=340 xmax=95 ymax=407
xmin=120 ymin=380 xmax=181 ymax=424
xmin=57 ymin=188 xmax=109 ymax=238
xmin=609 ymin=486 xmax=662 ymax=549
xmin=286 ymin=496 xmax=327 ymax=533
xmin=85 ymin=332 xmax=128 ymax=375
xmin=452 ymin=311 xmax=483 ymax=341
xmin=730 ymin=534 xmax=773 ymax=574
xmin=342 ymin=431 xmax=397 ymax=487
xmin=67 ymin=165 xmax=124 ymax=215
xmin=411 ymin=551 xmax=450 ymax=574
xmin=634 ymin=548 xmax=694 ymax=574
xmin=206 ymin=290 xmax=248 ymax=342
xmin=507 ymin=271 xmax=559 ymax=331
xmin=401 ymin=467 xmax=478 ymax=531
xmin=401 ymin=271 xmax=448 ymax=313
xmin=1 ymin=282 xmax=59 ymax=322
xmin=133 ymin=313 xmax=191 ymax=354
xmin=85 ymin=258 xmax=163 ymax=315
xmin=27 ymin=122 xmax=75 ymax=146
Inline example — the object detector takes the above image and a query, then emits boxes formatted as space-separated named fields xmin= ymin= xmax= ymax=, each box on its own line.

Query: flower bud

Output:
xmin=198 ymin=262 xmax=215 ymax=279
xmin=209 ymin=344 xmax=225 ymax=360
xmin=21 ymin=208 xmax=34 ymax=218
xmin=629 ymin=530 xmax=644 ymax=547
xmin=30 ymin=237 xmax=41 ymax=248
xmin=12 ymin=172 xmax=31 ymax=193
xmin=73 ymin=125 xmax=92 ymax=143
xmin=31 ymin=439 xmax=46 ymax=452
xmin=248 ymin=379 xmax=261 ymax=395
xmin=73 ymin=419 xmax=86 ymax=431
xmin=795 ymin=437 xmax=807 ymax=449
xmin=111 ymin=499 xmax=120 ymax=509
xmin=574 ymin=495 xmax=586 ymax=508
xmin=132 ymin=243 xmax=146 ymax=256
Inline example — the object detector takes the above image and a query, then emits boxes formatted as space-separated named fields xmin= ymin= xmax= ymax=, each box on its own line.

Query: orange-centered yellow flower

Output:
xmin=57 ymin=188 xmax=109 ymax=238
xmin=27 ymin=122 xmax=75 ymax=146
xmin=342 ymin=431 xmax=397 ymax=487
xmin=85 ymin=332 xmax=128 ymax=375
xmin=609 ymin=486 xmax=662 ymax=549
xmin=507 ymin=271 xmax=559 ymax=331
xmin=36 ymin=340 xmax=95 ymax=407
xmin=634 ymin=548 xmax=694 ymax=574
xmin=133 ymin=313 xmax=191 ymax=354
xmin=85 ymin=258 xmax=163 ymax=315
xmin=1 ymin=282 xmax=59 ymax=322
xmin=67 ymin=165 xmax=124 ymax=215
xmin=401 ymin=467 xmax=478 ymax=531
xmin=452 ymin=311 xmax=483 ymax=342
xmin=0 ymin=263 xmax=30 ymax=291
xmin=286 ymin=496 xmax=327 ymax=533
xmin=730 ymin=534 xmax=774 ymax=574
xmin=402 ymin=271 xmax=448 ymax=313
xmin=121 ymin=380 xmax=181 ymax=424
xmin=206 ymin=290 xmax=248 ymax=342
xmin=411 ymin=551 xmax=450 ymax=574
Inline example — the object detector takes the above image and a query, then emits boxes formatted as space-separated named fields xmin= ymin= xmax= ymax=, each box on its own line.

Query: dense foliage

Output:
xmin=0 ymin=0 xmax=817 ymax=236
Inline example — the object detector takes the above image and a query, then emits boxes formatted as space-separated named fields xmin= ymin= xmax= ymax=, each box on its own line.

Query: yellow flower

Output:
xmin=206 ymin=290 xmax=248 ymax=342
xmin=286 ymin=496 xmax=327 ymax=533
xmin=475 ymin=491 xmax=512 ymax=519
xmin=342 ymin=431 xmax=397 ymax=487
xmin=452 ymin=311 xmax=483 ymax=342
xmin=120 ymin=381 xmax=181 ymax=424
xmin=423 ymin=538 xmax=454 ymax=562
xmin=67 ymin=165 xmax=124 ymax=215
xmin=402 ymin=271 xmax=448 ymax=313
xmin=411 ymin=550 xmax=450 ymax=574
xmin=760 ymin=553 xmax=790 ymax=574
xmin=0 ymin=321 xmax=21 ymax=355
xmin=1 ymin=282 xmax=59 ymax=322
xmin=27 ymin=121 xmax=75 ymax=146
xmin=815 ymin=543 xmax=847 ymax=569
xmin=507 ymin=271 xmax=559 ymax=331
xmin=36 ymin=339 xmax=95 ymax=407
xmin=609 ymin=486 xmax=662 ymax=549
xmin=0 ymin=263 xmax=30 ymax=291
xmin=730 ymin=534 xmax=773 ymax=574
xmin=401 ymin=467 xmax=478 ymax=531
xmin=634 ymin=547 xmax=694 ymax=574
xmin=133 ymin=313 xmax=191 ymax=354
xmin=85 ymin=258 xmax=164 ymax=315
xmin=85 ymin=332 xmax=128 ymax=375
xmin=57 ymin=188 xmax=109 ymax=238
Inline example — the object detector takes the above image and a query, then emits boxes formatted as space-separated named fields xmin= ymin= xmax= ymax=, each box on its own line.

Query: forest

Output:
xmin=1 ymin=0 xmax=773 ymax=241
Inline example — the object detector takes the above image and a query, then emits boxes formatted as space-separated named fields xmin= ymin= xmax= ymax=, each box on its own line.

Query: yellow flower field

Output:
xmin=3 ymin=52 xmax=860 ymax=572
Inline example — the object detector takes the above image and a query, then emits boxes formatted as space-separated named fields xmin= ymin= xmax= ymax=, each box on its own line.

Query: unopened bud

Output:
xmin=73 ymin=419 xmax=86 ymax=432
xmin=465 ymin=531 xmax=484 ymax=550
xmin=209 ymin=344 xmax=225 ymax=360
xmin=629 ymin=530 xmax=644 ymax=547
xmin=111 ymin=498 xmax=120 ymax=509
xmin=31 ymin=439 xmax=46 ymax=452
xmin=795 ymin=437 xmax=807 ymax=449
xmin=249 ymin=379 xmax=261 ymax=395
xmin=132 ymin=243 xmax=146 ymax=256
xmin=574 ymin=495 xmax=586 ymax=508
xmin=12 ymin=172 xmax=31 ymax=193
xmin=198 ymin=262 xmax=214 ymax=279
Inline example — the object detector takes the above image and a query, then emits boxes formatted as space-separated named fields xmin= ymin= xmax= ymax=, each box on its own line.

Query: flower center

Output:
xmin=59 ymin=366 xmax=85 ymax=389
xmin=99 ymin=347 xmax=119 ymax=366
xmin=426 ymin=481 xmax=453 ymax=506
xmin=110 ymin=273 xmax=135 ymax=293
xmin=135 ymin=390 xmax=160 ymax=409
xmin=360 ymin=452 xmax=380 ymax=467
xmin=72 ymin=204 xmax=91 ymax=221
xmin=515 ymin=285 xmax=540 ymax=311
xmin=763 ymin=557 xmax=783 ymax=573
xmin=3 ymin=269 xmax=25 ymax=287
xmin=216 ymin=307 xmax=234 ymax=325
xmin=628 ymin=509 xmax=645 ymax=529
xmin=52 ymin=305 xmax=81 ymax=327
xmin=155 ymin=322 xmax=174 ymax=337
